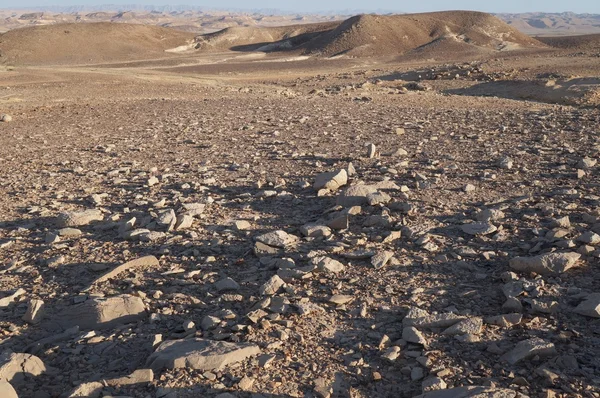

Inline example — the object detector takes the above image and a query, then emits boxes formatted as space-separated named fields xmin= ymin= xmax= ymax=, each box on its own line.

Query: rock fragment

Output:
xmin=461 ymin=222 xmax=497 ymax=236
xmin=0 ymin=382 xmax=17 ymax=398
xmin=314 ymin=169 xmax=348 ymax=191
xmin=147 ymin=338 xmax=260 ymax=371
xmin=259 ymin=275 xmax=285 ymax=296
xmin=85 ymin=256 xmax=159 ymax=290
xmin=313 ymin=256 xmax=345 ymax=273
xmin=574 ymin=293 xmax=600 ymax=318
xmin=371 ymin=251 xmax=394 ymax=269
xmin=509 ymin=252 xmax=581 ymax=275
xmin=255 ymin=230 xmax=299 ymax=248
xmin=48 ymin=294 xmax=146 ymax=331
xmin=501 ymin=338 xmax=557 ymax=364
xmin=22 ymin=299 xmax=45 ymax=324
xmin=0 ymin=352 xmax=46 ymax=385
xmin=56 ymin=209 xmax=103 ymax=227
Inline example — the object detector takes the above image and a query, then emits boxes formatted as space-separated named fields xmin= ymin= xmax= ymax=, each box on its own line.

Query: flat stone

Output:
xmin=0 ymin=289 xmax=25 ymax=308
xmin=501 ymin=338 xmax=557 ymax=365
xmin=312 ymin=256 xmax=345 ymax=273
xmin=415 ymin=386 xmax=529 ymax=398
xmin=461 ymin=222 xmax=497 ymax=235
xmin=255 ymin=230 xmax=299 ymax=248
xmin=367 ymin=191 xmax=391 ymax=206
xmin=106 ymin=369 xmax=154 ymax=387
xmin=509 ymin=252 xmax=581 ymax=275
xmin=259 ymin=275 xmax=285 ymax=296
xmin=403 ymin=327 xmax=428 ymax=346
xmin=336 ymin=185 xmax=378 ymax=207
xmin=314 ymin=169 xmax=348 ymax=191
xmin=233 ymin=220 xmax=251 ymax=231
xmin=442 ymin=317 xmax=483 ymax=336
xmin=47 ymin=294 xmax=146 ymax=331
xmin=67 ymin=382 xmax=103 ymax=398
xmin=404 ymin=308 xmax=465 ymax=329
xmin=328 ymin=295 xmax=354 ymax=305
xmin=146 ymin=338 xmax=260 ymax=371
xmin=56 ymin=209 xmax=103 ymax=228
xmin=577 ymin=231 xmax=600 ymax=245
xmin=182 ymin=203 xmax=206 ymax=217
xmin=85 ymin=256 xmax=159 ymax=290
xmin=215 ymin=277 xmax=240 ymax=292
xmin=484 ymin=313 xmax=522 ymax=328
xmin=175 ymin=214 xmax=194 ymax=231
xmin=0 ymin=352 xmax=46 ymax=385
xmin=574 ymin=293 xmax=600 ymax=318
xmin=300 ymin=223 xmax=332 ymax=238
xmin=57 ymin=228 xmax=82 ymax=237
xmin=476 ymin=209 xmax=505 ymax=222
xmin=371 ymin=251 xmax=394 ymax=269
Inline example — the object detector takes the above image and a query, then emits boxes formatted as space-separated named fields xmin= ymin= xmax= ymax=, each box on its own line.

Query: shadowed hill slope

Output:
xmin=538 ymin=33 xmax=600 ymax=51
xmin=0 ymin=22 xmax=194 ymax=65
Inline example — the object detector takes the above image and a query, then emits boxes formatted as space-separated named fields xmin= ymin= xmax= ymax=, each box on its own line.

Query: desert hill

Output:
xmin=0 ymin=22 xmax=194 ymax=65
xmin=194 ymin=11 xmax=544 ymax=57
xmin=537 ymin=33 xmax=600 ymax=51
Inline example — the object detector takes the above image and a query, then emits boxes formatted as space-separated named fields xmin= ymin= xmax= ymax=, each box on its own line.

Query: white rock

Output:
xmin=255 ymin=230 xmax=299 ymax=248
xmin=23 ymin=299 xmax=45 ymax=325
xmin=146 ymin=338 xmax=260 ymax=371
xmin=509 ymin=252 xmax=581 ymax=275
xmin=500 ymin=337 xmax=557 ymax=364
xmin=313 ymin=169 xmax=348 ymax=191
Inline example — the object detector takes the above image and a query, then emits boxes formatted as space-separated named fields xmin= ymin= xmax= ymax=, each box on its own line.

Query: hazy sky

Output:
xmin=3 ymin=0 xmax=599 ymax=13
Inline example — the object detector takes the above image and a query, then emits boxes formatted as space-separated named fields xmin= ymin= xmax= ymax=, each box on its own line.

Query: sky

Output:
xmin=2 ymin=0 xmax=599 ymax=14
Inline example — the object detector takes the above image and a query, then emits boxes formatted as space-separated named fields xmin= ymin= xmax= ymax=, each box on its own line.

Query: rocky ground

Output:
xmin=0 ymin=52 xmax=599 ymax=398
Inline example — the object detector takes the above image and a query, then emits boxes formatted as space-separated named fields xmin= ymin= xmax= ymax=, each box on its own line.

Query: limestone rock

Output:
xmin=574 ymin=293 xmax=600 ymax=318
xmin=501 ymin=338 xmax=557 ymax=365
xmin=106 ymin=369 xmax=154 ymax=387
xmin=0 ymin=352 xmax=46 ymax=385
xmin=336 ymin=184 xmax=378 ymax=207
xmin=0 ymin=114 xmax=12 ymax=123
xmin=48 ymin=294 xmax=146 ymax=331
xmin=67 ymin=381 xmax=103 ymax=398
xmin=461 ymin=222 xmax=497 ymax=236
xmin=259 ymin=275 xmax=285 ymax=296
xmin=415 ymin=386 xmax=528 ymax=398
xmin=22 ymin=299 xmax=45 ymax=325
xmin=371 ymin=251 xmax=394 ymax=269
xmin=314 ymin=169 xmax=348 ymax=191
xmin=85 ymin=256 xmax=159 ymax=290
xmin=146 ymin=338 xmax=260 ymax=371
xmin=300 ymin=223 xmax=332 ymax=238
xmin=312 ymin=256 xmax=345 ymax=274
xmin=509 ymin=252 xmax=581 ymax=275
xmin=255 ymin=230 xmax=299 ymax=248
xmin=56 ymin=209 xmax=103 ymax=228
xmin=0 ymin=382 xmax=18 ymax=398
xmin=442 ymin=317 xmax=483 ymax=336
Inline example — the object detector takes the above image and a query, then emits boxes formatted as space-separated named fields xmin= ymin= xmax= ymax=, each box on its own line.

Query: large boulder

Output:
xmin=146 ymin=338 xmax=260 ymax=371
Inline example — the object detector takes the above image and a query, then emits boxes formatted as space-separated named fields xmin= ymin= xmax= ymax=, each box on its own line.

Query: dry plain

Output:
xmin=0 ymin=10 xmax=599 ymax=398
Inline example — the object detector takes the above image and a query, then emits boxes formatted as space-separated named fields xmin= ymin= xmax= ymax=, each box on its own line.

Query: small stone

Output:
xmin=238 ymin=376 xmax=255 ymax=391
xmin=577 ymin=231 xmax=600 ymax=245
xmin=442 ymin=317 xmax=483 ymax=336
xmin=484 ymin=313 xmax=522 ymax=328
xmin=381 ymin=346 xmax=401 ymax=361
xmin=255 ymin=230 xmax=299 ymax=248
xmin=0 ymin=114 xmax=12 ymax=122
xmin=215 ymin=278 xmax=240 ymax=292
xmin=300 ymin=223 xmax=332 ymax=238
xmin=403 ymin=327 xmax=428 ymax=346
xmin=509 ymin=252 xmax=581 ymax=275
xmin=313 ymin=377 xmax=333 ymax=398
xmin=497 ymin=157 xmax=513 ymax=169
xmin=577 ymin=157 xmax=597 ymax=169
xmin=314 ymin=169 xmax=348 ymax=191
xmin=313 ymin=256 xmax=345 ymax=273
xmin=501 ymin=338 xmax=557 ymax=364
xmin=259 ymin=275 xmax=285 ymax=296
xmin=461 ymin=222 xmax=497 ymax=235
xmin=463 ymin=184 xmax=476 ymax=192
xmin=371 ymin=251 xmax=394 ymax=269
xmin=366 ymin=191 xmax=391 ymax=206
xmin=233 ymin=220 xmax=251 ymax=231
xmin=328 ymin=295 xmax=353 ymax=305
xmin=148 ymin=176 xmax=159 ymax=187
xmin=574 ymin=293 xmax=600 ymax=318
xmin=57 ymin=228 xmax=82 ymax=237
xmin=367 ymin=143 xmax=377 ymax=158
xmin=147 ymin=338 xmax=261 ymax=371
xmin=175 ymin=214 xmax=194 ymax=231
xmin=422 ymin=376 xmax=447 ymax=392
xmin=200 ymin=316 xmax=221 ymax=330
xmin=23 ymin=299 xmax=45 ymax=325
